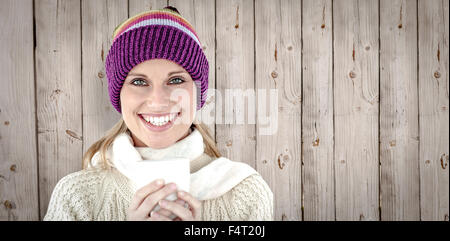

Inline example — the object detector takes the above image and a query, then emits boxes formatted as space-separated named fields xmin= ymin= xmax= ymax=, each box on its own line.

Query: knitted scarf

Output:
xmin=93 ymin=127 xmax=257 ymax=201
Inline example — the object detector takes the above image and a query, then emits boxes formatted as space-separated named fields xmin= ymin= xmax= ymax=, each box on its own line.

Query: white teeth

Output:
xmin=169 ymin=113 xmax=177 ymax=121
xmin=141 ymin=113 xmax=178 ymax=126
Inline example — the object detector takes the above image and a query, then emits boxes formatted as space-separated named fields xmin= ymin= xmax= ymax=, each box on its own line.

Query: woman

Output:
xmin=44 ymin=6 xmax=273 ymax=221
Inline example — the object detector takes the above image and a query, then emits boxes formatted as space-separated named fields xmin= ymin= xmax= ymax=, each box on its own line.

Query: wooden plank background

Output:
xmin=302 ymin=0 xmax=333 ymax=221
xmin=335 ymin=0 xmax=379 ymax=221
xmin=0 ymin=0 xmax=448 ymax=221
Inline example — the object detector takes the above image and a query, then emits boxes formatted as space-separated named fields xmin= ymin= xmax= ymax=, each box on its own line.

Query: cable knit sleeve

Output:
xmin=219 ymin=174 xmax=274 ymax=221
xmin=43 ymin=169 xmax=104 ymax=221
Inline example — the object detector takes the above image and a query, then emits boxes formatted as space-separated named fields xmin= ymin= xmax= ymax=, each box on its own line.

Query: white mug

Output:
xmin=131 ymin=157 xmax=190 ymax=219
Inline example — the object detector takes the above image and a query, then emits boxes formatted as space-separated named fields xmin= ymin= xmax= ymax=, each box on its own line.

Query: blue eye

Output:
xmin=131 ymin=77 xmax=185 ymax=86
xmin=131 ymin=79 xmax=147 ymax=86
xmin=169 ymin=78 xmax=185 ymax=84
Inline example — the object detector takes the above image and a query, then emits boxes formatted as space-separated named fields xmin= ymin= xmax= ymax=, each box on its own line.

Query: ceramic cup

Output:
xmin=131 ymin=157 xmax=190 ymax=219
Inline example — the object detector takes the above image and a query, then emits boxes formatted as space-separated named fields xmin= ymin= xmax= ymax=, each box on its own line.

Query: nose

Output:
xmin=146 ymin=84 xmax=171 ymax=109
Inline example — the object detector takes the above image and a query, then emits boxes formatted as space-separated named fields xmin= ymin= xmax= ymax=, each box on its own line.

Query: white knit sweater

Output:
xmin=43 ymin=128 xmax=273 ymax=221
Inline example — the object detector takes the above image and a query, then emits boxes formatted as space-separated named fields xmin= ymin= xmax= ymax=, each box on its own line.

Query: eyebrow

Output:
xmin=127 ymin=70 xmax=187 ymax=78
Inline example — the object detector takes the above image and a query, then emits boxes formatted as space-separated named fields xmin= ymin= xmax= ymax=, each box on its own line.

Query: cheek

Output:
xmin=171 ymin=84 xmax=195 ymax=104
xmin=186 ymin=83 xmax=196 ymax=105
xmin=186 ymin=84 xmax=197 ymax=121
xmin=120 ymin=89 xmax=142 ymax=126
xmin=170 ymin=84 xmax=196 ymax=124
xmin=181 ymin=85 xmax=195 ymax=110
xmin=120 ymin=87 xmax=140 ymax=109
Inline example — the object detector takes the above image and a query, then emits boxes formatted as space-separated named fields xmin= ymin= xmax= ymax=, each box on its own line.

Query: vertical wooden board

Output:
xmin=35 ymin=0 xmax=83 ymax=219
xmin=168 ymin=0 xmax=216 ymax=140
xmin=418 ymin=0 xmax=449 ymax=221
xmin=0 ymin=0 xmax=38 ymax=221
xmin=334 ymin=0 xmax=380 ymax=220
xmin=255 ymin=0 xmax=302 ymax=220
xmin=129 ymin=0 xmax=167 ymax=16
xmin=216 ymin=0 xmax=255 ymax=168
xmin=302 ymin=0 xmax=334 ymax=221
xmin=380 ymin=0 xmax=419 ymax=220
xmin=82 ymin=0 xmax=127 ymax=158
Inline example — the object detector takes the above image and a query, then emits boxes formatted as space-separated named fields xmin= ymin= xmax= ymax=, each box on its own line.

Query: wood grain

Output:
xmin=35 ymin=0 xmax=83 ymax=219
xmin=334 ymin=0 xmax=380 ymax=220
xmin=255 ymin=0 xmax=302 ymax=221
xmin=215 ymin=0 xmax=256 ymax=168
xmin=129 ymin=0 xmax=167 ymax=16
xmin=0 ymin=0 xmax=38 ymax=221
xmin=418 ymin=0 xmax=449 ymax=221
xmin=302 ymin=0 xmax=334 ymax=221
xmin=380 ymin=0 xmax=420 ymax=220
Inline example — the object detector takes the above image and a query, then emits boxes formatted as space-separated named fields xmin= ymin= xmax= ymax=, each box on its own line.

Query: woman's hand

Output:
xmin=127 ymin=179 xmax=180 ymax=221
xmin=153 ymin=190 xmax=203 ymax=221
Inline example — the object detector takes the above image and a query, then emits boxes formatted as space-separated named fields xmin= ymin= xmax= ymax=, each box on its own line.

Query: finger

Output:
xmin=136 ymin=183 xmax=178 ymax=217
xmin=148 ymin=211 xmax=172 ymax=221
xmin=177 ymin=191 xmax=201 ymax=215
xmin=158 ymin=199 xmax=185 ymax=219
xmin=129 ymin=179 xmax=165 ymax=211
xmin=157 ymin=208 xmax=173 ymax=218
xmin=158 ymin=199 xmax=193 ymax=221
xmin=175 ymin=199 xmax=186 ymax=207
xmin=171 ymin=199 xmax=187 ymax=218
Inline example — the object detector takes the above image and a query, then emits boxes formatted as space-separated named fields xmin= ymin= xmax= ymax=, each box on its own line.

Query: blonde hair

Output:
xmin=82 ymin=117 xmax=221 ymax=170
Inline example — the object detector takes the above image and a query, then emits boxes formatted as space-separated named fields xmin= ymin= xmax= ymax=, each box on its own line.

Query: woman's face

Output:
xmin=120 ymin=59 xmax=197 ymax=148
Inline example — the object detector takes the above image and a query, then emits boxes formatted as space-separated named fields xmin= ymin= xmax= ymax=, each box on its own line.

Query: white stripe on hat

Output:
xmin=118 ymin=18 xmax=201 ymax=47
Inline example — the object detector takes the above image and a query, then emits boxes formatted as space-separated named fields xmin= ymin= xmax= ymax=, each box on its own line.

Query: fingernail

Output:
xmin=170 ymin=183 xmax=177 ymax=190
xmin=178 ymin=191 xmax=185 ymax=196
xmin=156 ymin=179 xmax=164 ymax=185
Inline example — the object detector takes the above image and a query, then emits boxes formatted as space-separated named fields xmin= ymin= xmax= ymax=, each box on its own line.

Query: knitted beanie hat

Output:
xmin=105 ymin=6 xmax=209 ymax=113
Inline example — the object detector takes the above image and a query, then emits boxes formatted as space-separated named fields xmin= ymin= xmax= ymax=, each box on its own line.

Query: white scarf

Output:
xmin=91 ymin=127 xmax=257 ymax=201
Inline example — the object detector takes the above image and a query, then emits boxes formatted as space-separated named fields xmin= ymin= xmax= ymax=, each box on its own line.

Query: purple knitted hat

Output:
xmin=105 ymin=6 xmax=209 ymax=113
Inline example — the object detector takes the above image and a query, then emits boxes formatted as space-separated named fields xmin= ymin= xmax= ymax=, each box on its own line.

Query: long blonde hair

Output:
xmin=82 ymin=118 xmax=221 ymax=170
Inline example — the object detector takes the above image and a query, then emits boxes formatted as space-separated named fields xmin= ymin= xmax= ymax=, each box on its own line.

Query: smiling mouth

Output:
xmin=138 ymin=112 xmax=181 ymax=127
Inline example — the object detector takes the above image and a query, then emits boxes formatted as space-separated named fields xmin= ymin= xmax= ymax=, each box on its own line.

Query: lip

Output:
xmin=138 ymin=112 xmax=181 ymax=132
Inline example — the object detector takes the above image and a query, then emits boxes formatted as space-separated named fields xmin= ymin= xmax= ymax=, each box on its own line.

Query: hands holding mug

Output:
xmin=127 ymin=179 xmax=202 ymax=221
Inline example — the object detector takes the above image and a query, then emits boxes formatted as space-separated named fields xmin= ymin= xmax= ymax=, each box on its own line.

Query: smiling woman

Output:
xmin=43 ymin=6 xmax=273 ymax=221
